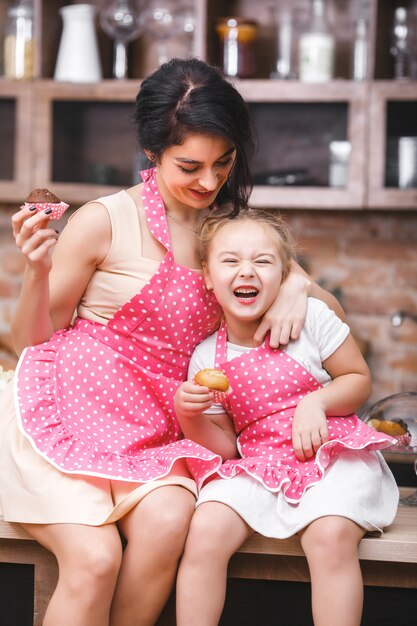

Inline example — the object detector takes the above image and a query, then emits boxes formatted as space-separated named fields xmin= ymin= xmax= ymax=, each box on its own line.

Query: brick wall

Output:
xmin=0 ymin=205 xmax=416 ymax=410
xmin=285 ymin=209 xmax=417 ymax=408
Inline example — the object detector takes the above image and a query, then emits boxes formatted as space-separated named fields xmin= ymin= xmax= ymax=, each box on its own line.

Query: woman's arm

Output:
xmin=292 ymin=334 xmax=371 ymax=461
xmin=175 ymin=381 xmax=238 ymax=460
xmin=254 ymin=259 xmax=345 ymax=348
xmin=11 ymin=202 xmax=111 ymax=355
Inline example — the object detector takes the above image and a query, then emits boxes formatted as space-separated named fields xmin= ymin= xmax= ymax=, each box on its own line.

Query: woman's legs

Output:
xmin=110 ymin=484 xmax=196 ymax=626
xmin=176 ymin=501 xmax=253 ymax=626
xmin=300 ymin=516 xmax=365 ymax=626
xmin=23 ymin=522 xmax=122 ymax=626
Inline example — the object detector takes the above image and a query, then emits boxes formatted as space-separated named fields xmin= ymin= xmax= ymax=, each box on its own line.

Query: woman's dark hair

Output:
xmin=134 ymin=58 xmax=256 ymax=215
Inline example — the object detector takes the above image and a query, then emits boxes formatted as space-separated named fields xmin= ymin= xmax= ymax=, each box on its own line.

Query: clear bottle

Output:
xmin=271 ymin=7 xmax=295 ymax=80
xmin=352 ymin=18 xmax=369 ymax=81
xmin=299 ymin=0 xmax=335 ymax=83
xmin=390 ymin=7 xmax=410 ymax=80
xmin=3 ymin=0 xmax=35 ymax=79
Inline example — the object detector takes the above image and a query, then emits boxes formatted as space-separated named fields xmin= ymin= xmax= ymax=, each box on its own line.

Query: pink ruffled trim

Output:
xmin=208 ymin=435 xmax=395 ymax=504
xmin=14 ymin=333 xmax=222 ymax=483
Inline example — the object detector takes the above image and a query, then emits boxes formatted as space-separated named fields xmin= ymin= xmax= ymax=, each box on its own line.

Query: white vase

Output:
xmin=54 ymin=4 xmax=102 ymax=83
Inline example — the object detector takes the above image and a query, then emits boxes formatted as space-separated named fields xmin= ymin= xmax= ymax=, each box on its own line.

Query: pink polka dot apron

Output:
xmin=14 ymin=168 xmax=223 ymax=482
xmin=198 ymin=323 xmax=395 ymax=503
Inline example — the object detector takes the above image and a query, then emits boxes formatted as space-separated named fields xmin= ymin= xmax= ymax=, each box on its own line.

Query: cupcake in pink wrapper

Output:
xmin=21 ymin=188 xmax=69 ymax=220
xmin=212 ymin=389 xmax=231 ymax=404
xmin=194 ymin=368 xmax=231 ymax=404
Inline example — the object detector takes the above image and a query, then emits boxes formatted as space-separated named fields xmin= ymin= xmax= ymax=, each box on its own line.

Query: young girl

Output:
xmin=0 ymin=58 xmax=344 ymax=626
xmin=175 ymin=207 xmax=399 ymax=626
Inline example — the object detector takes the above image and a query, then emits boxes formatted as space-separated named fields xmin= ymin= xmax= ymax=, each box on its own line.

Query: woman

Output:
xmin=0 ymin=58 xmax=343 ymax=626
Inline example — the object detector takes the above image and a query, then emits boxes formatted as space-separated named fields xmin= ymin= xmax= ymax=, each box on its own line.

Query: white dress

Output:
xmin=192 ymin=299 xmax=399 ymax=537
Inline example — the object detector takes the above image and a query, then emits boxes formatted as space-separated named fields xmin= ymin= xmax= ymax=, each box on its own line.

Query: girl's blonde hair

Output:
xmin=199 ymin=205 xmax=294 ymax=280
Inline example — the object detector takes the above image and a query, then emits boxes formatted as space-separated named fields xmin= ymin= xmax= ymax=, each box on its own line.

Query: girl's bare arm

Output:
xmin=292 ymin=334 xmax=371 ymax=461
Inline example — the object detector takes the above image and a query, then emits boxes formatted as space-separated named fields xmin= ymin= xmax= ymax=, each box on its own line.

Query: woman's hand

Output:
xmin=254 ymin=270 xmax=310 ymax=348
xmin=12 ymin=205 xmax=59 ymax=274
xmin=174 ymin=381 xmax=214 ymax=421
xmin=292 ymin=394 xmax=329 ymax=462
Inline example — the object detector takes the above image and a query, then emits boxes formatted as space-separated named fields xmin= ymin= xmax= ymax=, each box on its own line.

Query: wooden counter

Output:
xmin=1 ymin=488 xmax=416 ymax=625
xmin=229 ymin=487 xmax=417 ymax=590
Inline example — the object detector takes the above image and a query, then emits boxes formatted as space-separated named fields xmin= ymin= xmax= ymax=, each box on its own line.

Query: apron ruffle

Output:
xmin=15 ymin=327 xmax=222 ymax=482
xmin=214 ymin=424 xmax=395 ymax=503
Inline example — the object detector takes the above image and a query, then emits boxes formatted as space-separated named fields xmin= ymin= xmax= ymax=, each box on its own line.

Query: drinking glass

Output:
xmin=100 ymin=0 xmax=143 ymax=79
xmin=139 ymin=0 xmax=190 ymax=66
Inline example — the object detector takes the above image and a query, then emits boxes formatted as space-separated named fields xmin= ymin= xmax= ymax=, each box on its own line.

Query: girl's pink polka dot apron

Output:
xmin=197 ymin=323 xmax=395 ymax=503
xmin=14 ymin=169 xmax=223 ymax=482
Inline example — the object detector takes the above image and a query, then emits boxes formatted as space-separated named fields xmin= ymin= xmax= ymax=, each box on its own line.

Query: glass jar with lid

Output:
xmin=216 ymin=17 xmax=258 ymax=78
xmin=3 ymin=1 xmax=35 ymax=79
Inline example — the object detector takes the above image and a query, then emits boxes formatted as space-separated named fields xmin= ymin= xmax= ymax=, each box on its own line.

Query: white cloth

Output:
xmin=197 ymin=449 xmax=399 ymax=537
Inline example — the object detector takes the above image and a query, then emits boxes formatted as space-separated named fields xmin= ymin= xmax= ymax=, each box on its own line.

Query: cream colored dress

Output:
xmin=0 ymin=189 xmax=199 ymax=525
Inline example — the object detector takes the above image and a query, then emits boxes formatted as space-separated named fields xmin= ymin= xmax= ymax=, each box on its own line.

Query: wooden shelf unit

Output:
xmin=0 ymin=0 xmax=416 ymax=209
xmin=368 ymin=81 xmax=417 ymax=209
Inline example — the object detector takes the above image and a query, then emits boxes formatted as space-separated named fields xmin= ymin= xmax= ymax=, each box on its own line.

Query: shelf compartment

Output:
xmin=0 ymin=80 xmax=33 ymax=202
xmin=206 ymin=0 xmax=379 ymax=80
xmin=368 ymin=81 xmax=417 ymax=209
xmin=238 ymin=80 xmax=368 ymax=209
xmin=33 ymin=80 xmax=139 ymax=204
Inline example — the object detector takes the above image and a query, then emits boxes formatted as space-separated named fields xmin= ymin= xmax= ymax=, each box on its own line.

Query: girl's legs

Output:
xmin=176 ymin=501 xmax=253 ymax=626
xmin=23 ymin=522 xmax=122 ymax=626
xmin=110 ymin=484 xmax=196 ymax=626
xmin=300 ymin=515 xmax=365 ymax=626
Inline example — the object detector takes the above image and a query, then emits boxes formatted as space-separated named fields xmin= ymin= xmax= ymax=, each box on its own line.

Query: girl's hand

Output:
xmin=11 ymin=205 xmax=59 ymax=274
xmin=292 ymin=394 xmax=329 ymax=462
xmin=254 ymin=271 xmax=310 ymax=348
xmin=174 ymin=381 xmax=214 ymax=421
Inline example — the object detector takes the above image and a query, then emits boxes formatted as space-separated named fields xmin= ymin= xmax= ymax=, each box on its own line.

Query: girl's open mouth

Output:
xmin=233 ymin=287 xmax=259 ymax=304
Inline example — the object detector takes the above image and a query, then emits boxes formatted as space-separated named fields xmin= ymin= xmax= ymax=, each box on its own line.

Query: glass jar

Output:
xmin=3 ymin=1 xmax=35 ymax=79
xmin=216 ymin=17 xmax=257 ymax=78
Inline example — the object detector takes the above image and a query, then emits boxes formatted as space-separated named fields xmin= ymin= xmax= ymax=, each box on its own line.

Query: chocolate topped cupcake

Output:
xmin=21 ymin=187 xmax=69 ymax=220
xmin=26 ymin=188 xmax=61 ymax=204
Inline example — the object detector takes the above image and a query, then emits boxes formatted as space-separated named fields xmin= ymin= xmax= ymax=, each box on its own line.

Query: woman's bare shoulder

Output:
xmin=59 ymin=200 xmax=112 ymax=266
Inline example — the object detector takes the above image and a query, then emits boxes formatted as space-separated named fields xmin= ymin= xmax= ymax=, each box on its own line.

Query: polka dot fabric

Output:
xmin=15 ymin=168 xmax=222 ymax=482
xmin=21 ymin=201 xmax=70 ymax=221
xmin=194 ymin=324 xmax=396 ymax=503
